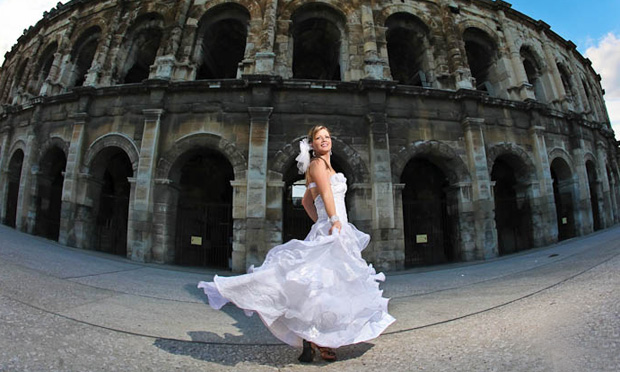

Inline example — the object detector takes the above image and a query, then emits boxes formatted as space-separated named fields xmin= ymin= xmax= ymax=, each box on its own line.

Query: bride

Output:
xmin=198 ymin=125 xmax=395 ymax=363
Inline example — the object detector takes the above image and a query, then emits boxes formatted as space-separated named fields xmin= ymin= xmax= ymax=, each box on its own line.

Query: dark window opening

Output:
xmin=386 ymin=13 xmax=428 ymax=87
xmin=122 ymin=31 xmax=162 ymax=84
xmin=196 ymin=19 xmax=247 ymax=80
xmin=293 ymin=17 xmax=341 ymax=80
xmin=464 ymin=28 xmax=497 ymax=95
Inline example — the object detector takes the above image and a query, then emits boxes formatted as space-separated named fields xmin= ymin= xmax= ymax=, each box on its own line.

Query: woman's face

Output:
xmin=311 ymin=128 xmax=332 ymax=156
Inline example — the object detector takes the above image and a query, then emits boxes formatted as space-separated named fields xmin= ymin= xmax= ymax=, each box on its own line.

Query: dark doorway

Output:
xmin=586 ymin=161 xmax=602 ymax=231
xmin=491 ymin=157 xmax=532 ymax=255
xmin=93 ymin=150 xmax=132 ymax=256
xmin=4 ymin=150 xmax=24 ymax=228
xmin=175 ymin=150 xmax=233 ymax=268
xmin=550 ymin=158 xmax=576 ymax=241
xmin=401 ymin=158 xmax=453 ymax=267
xmin=35 ymin=147 xmax=66 ymax=241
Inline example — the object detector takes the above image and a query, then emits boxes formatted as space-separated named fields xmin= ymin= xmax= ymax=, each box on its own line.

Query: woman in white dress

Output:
xmin=198 ymin=125 xmax=395 ymax=363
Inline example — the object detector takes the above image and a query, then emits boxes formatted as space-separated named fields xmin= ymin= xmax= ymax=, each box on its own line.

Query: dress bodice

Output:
xmin=309 ymin=173 xmax=348 ymax=223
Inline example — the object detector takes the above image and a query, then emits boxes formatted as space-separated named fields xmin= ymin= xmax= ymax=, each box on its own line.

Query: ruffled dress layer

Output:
xmin=198 ymin=173 xmax=395 ymax=348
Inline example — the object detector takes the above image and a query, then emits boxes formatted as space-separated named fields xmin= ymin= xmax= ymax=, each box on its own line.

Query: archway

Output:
xmin=586 ymin=160 xmax=602 ymax=231
xmin=550 ymin=157 xmax=576 ymax=240
xmin=385 ymin=13 xmax=429 ymax=87
xmin=90 ymin=147 xmax=133 ymax=256
xmin=174 ymin=149 xmax=233 ymax=268
xmin=401 ymin=158 xmax=454 ymax=267
xmin=291 ymin=4 xmax=344 ymax=80
xmin=4 ymin=150 xmax=24 ymax=228
xmin=491 ymin=156 xmax=533 ymax=255
xmin=463 ymin=28 xmax=499 ymax=95
xmin=35 ymin=146 xmax=66 ymax=240
xmin=195 ymin=4 xmax=249 ymax=80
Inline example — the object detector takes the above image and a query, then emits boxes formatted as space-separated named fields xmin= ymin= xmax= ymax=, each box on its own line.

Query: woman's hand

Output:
xmin=329 ymin=220 xmax=342 ymax=235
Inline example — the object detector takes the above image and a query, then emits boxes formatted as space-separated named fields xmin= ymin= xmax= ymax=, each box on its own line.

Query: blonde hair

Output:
xmin=305 ymin=125 xmax=332 ymax=184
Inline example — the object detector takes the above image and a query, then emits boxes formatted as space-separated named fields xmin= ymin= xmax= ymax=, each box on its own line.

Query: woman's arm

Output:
xmin=302 ymin=188 xmax=318 ymax=222
xmin=308 ymin=161 xmax=342 ymax=234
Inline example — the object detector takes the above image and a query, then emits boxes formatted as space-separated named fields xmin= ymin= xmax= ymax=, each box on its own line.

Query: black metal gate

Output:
xmin=176 ymin=203 xmax=232 ymax=268
xmin=283 ymin=200 xmax=313 ymax=242
xmin=403 ymin=199 xmax=452 ymax=267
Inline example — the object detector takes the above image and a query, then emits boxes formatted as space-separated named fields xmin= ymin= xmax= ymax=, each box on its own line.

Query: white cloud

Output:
xmin=586 ymin=32 xmax=620 ymax=135
xmin=0 ymin=0 xmax=58 ymax=65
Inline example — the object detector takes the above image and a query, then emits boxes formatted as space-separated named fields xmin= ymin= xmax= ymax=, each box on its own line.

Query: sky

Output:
xmin=0 ymin=0 xmax=618 ymax=132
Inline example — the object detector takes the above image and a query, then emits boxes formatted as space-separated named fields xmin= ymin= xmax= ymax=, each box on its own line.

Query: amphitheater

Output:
xmin=0 ymin=0 xmax=616 ymax=272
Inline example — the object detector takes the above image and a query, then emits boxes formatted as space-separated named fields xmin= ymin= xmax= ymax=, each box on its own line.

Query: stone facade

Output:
xmin=0 ymin=0 xmax=617 ymax=272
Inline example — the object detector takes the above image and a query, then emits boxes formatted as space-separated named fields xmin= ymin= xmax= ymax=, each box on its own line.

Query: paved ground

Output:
xmin=0 ymin=224 xmax=618 ymax=372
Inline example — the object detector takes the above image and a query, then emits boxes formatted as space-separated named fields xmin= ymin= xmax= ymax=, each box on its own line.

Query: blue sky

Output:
xmin=0 ymin=0 xmax=618 ymax=131
xmin=509 ymin=0 xmax=620 ymax=52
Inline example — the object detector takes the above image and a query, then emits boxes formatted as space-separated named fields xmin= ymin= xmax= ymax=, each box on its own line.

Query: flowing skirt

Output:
xmin=198 ymin=219 xmax=395 ymax=348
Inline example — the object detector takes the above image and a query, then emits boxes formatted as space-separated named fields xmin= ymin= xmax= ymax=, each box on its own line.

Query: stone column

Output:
xmin=496 ymin=9 xmax=534 ymax=101
xmin=596 ymin=146 xmax=613 ymax=228
xmin=461 ymin=117 xmax=497 ymax=259
xmin=244 ymin=107 xmax=273 ymax=268
xmin=254 ymin=0 xmax=278 ymax=74
xmin=15 ymin=134 xmax=36 ymax=232
xmin=571 ymin=135 xmax=593 ymax=235
xmin=447 ymin=182 xmax=477 ymax=261
xmin=391 ymin=183 xmax=406 ymax=271
xmin=529 ymin=125 xmax=559 ymax=245
xmin=0 ymin=130 xmax=10 ymax=222
xmin=361 ymin=4 xmax=383 ymax=79
xmin=367 ymin=112 xmax=399 ymax=271
xmin=59 ymin=114 xmax=87 ymax=247
xmin=230 ymin=179 xmax=248 ymax=272
xmin=439 ymin=1 xmax=472 ymax=89
xmin=128 ymin=109 xmax=163 ymax=262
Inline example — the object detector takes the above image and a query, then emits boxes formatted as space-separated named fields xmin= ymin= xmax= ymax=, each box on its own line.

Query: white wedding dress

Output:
xmin=198 ymin=173 xmax=395 ymax=348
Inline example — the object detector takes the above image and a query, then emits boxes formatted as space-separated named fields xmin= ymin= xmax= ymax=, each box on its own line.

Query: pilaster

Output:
xmin=529 ymin=124 xmax=558 ymax=245
xmin=462 ymin=117 xmax=497 ymax=259
xmin=59 ymin=113 xmax=87 ymax=247
xmin=128 ymin=109 xmax=164 ymax=262
xmin=244 ymin=107 xmax=273 ymax=268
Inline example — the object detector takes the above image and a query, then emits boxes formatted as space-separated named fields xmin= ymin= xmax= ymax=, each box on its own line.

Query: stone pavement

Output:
xmin=0 ymin=224 xmax=618 ymax=371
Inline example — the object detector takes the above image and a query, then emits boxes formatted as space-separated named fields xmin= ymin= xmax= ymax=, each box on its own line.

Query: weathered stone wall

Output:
xmin=0 ymin=0 xmax=617 ymax=272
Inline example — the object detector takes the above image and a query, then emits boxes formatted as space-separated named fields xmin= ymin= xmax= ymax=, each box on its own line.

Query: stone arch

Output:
xmin=116 ymin=12 xmax=166 ymax=84
xmin=548 ymin=148 xmax=575 ymax=175
xmin=462 ymin=25 xmax=501 ymax=95
xmin=279 ymin=0 xmax=350 ymax=21
xmin=156 ymin=132 xmax=247 ymax=181
xmin=66 ymin=26 xmax=102 ymax=87
xmin=193 ymin=3 xmax=251 ymax=80
xmin=270 ymin=136 xmax=370 ymax=184
xmin=376 ymin=4 xmax=438 ymax=27
xmin=31 ymin=41 xmax=59 ymax=95
xmin=385 ymin=12 xmax=432 ymax=87
xmin=392 ymin=140 xmax=471 ymax=185
xmin=83 ymin=133 xmax=139 ymax=174
xmin=486 ymin=142 xmax=537 ymax=184
xmin=37 ymin=136 xmax=69 ymax=161
xmin=457 ymin=20 xmax=501 ymax=46
xmin=288 ymin=2 xmax=349 ymax=80
xmin=201 ymin=0 xmax=262 ymax=19
xmin=6 ymin=139 xmax=28 ymax=170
